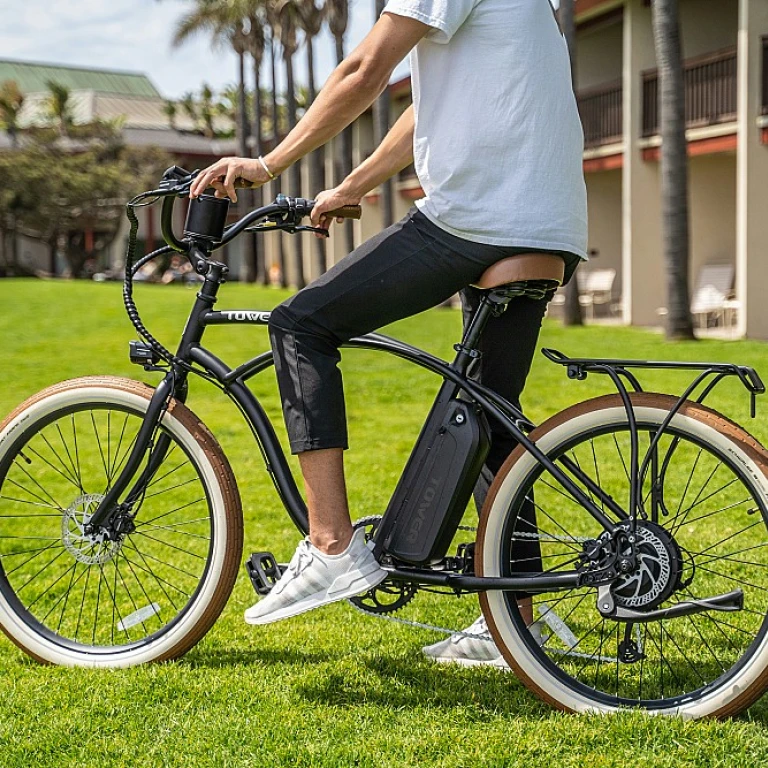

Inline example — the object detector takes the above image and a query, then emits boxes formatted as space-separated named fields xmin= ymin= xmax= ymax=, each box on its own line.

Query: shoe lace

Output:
xmin=287 ymin=539 xmax=313 ymax=577
xmin=272 ymin=539 xmax=313 ymax=595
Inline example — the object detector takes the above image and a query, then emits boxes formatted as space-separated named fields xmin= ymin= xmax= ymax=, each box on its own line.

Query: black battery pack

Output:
xmin=374 ymin=397 xmax=490 ymax=565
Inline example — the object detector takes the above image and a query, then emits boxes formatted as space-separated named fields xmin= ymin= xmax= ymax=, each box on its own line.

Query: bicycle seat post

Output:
xmin=451 ymin=253 xmax=567 ymax=376
xmin=450 ymin=292 xmax=505 ymax=376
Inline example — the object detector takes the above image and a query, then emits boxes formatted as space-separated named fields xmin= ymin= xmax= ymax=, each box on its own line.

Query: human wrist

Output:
xmin=262 ymin=151 xmax=289 ymax=177
xmin=337 ymin=173 xmax=368 ymax=201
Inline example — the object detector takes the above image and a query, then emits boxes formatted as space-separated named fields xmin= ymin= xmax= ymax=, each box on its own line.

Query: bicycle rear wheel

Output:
xmin=0 ymin=377 xmax=242 ymax=667
xmin=477 ymin=394 xmax=768 ymax=718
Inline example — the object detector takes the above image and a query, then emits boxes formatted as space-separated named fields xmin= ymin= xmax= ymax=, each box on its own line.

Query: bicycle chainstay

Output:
xmin=347 ymin=519 xmax=602 ymax=641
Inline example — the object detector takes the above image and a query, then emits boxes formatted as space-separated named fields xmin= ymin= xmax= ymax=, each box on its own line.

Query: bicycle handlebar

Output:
xmin=159 ymin=187 xmax=361 ymax=255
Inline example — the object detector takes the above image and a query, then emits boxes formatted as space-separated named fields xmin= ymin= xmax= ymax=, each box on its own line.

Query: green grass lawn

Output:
xmin=3 ymin=278 xmax=768 ymax=766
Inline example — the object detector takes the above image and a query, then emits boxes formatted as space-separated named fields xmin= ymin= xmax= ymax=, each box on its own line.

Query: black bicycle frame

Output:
xmin=86 ymin=255 xmax=626 ymax=594
xmin=92 ymin=188 xmax=766 ymax=596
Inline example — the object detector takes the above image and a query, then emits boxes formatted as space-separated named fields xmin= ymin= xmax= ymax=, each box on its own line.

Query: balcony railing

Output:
xmin=642 ymin=47 xmax=737 ymax=137
xmin=577 ymin=81 xmax=623 ymax=149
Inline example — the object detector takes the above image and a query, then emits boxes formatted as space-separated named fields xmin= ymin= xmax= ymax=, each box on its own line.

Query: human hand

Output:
xmin=189 ymin=157 xmax=272 ymax=203
xmin=310 ymin=186 xmax=362 ymax=233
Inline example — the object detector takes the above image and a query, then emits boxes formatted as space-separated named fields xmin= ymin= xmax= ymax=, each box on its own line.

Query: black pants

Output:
xmin=269 ymin=209 xmax=579 ymax=576
xmin=268 ymin=208 xmax=578 ymax=457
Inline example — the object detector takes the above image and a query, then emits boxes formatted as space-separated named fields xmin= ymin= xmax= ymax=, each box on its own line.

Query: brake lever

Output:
xmin=245 ymin=223 xmax=330 ymax=238
xmin=294 ymin=225 xmax=330 ymax=237
xmin=158 ymin=166 xmax=200 ymax=197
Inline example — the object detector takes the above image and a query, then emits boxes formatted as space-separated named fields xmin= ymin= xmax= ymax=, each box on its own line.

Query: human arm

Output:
xmin=310 ymin=104 xmax=415 ymax=227
xmin=189 ymin=14 xmax=429 ymax=202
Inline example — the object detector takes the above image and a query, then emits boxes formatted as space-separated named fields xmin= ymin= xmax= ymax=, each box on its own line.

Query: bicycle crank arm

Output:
xmin=596 ymin=585 xmax=744 ymax=623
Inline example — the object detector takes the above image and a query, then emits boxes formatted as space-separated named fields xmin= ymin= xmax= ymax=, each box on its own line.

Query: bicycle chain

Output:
xmin=350 ymin=523 xmax=591 ymax=640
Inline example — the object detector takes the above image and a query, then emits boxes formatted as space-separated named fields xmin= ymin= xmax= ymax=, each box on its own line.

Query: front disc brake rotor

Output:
xmin=61 ymin=493 xmax=123 ymax=565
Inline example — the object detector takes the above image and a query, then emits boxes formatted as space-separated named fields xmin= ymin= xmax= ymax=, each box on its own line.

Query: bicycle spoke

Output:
xmin=495 ymin=416 xmax=768 ymax=710
xmin=138 ymin=497 xmax=207 ymax=527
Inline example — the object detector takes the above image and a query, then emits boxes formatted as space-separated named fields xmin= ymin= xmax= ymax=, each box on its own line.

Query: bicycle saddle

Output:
xmin=472 ymin=253 xmax=565 ymax=289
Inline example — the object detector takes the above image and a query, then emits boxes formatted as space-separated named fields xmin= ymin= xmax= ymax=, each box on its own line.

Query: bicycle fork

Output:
xmin=84 ymin=372 xmax=181 ymax=538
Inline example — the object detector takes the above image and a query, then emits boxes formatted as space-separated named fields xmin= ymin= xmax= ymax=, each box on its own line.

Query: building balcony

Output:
xmin=642 ymin=47 xmax=737 ymax=138
xmin=762 ymin=36 xmax=768 ymax=115
xmin=577 ymin=80 xmax=623 ymax=149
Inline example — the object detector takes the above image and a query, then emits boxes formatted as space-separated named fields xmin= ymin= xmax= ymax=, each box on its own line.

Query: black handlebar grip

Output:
xmin=324 ymin=204 xmax=362 ymax=220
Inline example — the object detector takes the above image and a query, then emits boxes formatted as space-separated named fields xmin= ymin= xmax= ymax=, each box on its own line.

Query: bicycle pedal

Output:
xmin=246 ymin=552 xmax=284 ymax=596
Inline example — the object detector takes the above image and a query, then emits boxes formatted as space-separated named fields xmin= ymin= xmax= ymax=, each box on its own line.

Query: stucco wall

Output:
xmin=689 ymin=153 xmax=737 ymax=282
xmin=680 ymin=0 xmax=739 ymax=59
xmin=584 ymin=169 xmax=623 ymax=292
xmin=577 ymin=17 xmax=624 ymax=91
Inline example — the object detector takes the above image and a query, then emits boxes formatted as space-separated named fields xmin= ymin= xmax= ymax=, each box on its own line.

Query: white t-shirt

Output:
xmin=382 ymin=0 xmax=588 ymax=258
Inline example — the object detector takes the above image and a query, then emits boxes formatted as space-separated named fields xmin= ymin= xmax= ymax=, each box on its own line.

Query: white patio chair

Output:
xmin=578 ymin=268 xmax=617 ymax=321
xmin=690 ymin=264 xmax=735 ymax=329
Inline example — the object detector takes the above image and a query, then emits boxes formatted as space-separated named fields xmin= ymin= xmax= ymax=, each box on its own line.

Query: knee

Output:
xmin=268 ymin=295 xmax=340 ymax=348
xmin=267 ymin=302 xmax=297 ymax=339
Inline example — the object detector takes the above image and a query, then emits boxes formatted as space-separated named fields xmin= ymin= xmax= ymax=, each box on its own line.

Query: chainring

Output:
xmin=347 ymin=515 xmax=418 ymax=615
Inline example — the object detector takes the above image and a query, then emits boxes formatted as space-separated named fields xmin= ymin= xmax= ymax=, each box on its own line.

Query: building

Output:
xmin=355 ymin=0 xmax=768 ymax=338
xmin=4 ymin=0 xmax=768 ymax=339
xmin=0 ymin=59 xmax=238 ymax=277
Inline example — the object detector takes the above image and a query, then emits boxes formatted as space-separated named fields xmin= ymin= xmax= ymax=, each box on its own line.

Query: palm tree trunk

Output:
xmin=284 ymin=48 xmax=305 ymax=290
xmin=270 ymin=35 xmax=288 ymax=288
xmin=237 ymin=50 xmax=254 ymax=276
xmin=652 ymin=0 xmax=695 ymax=340
xmin=334 ymin=36 xmax=355 ymax=254
xmin=373 ymin=0 xmax=394 ymax=229
xmin=560 ymin=0 xmax=584 ymax=327
xmin=252 ymin=57 xmax=267 ymax=286
xmin=306 ymin=35 xmax=327 ymax=279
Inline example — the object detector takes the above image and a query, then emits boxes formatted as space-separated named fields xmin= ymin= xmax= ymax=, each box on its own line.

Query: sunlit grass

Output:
xmin=2 ymin=279 xmax=768 ymax=766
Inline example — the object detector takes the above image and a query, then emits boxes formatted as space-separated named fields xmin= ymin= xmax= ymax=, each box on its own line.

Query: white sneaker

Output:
xmin=422 ymin=615 xmax=549 ymax=669
xmin=244 ymin=527 xmax=387 ymax=625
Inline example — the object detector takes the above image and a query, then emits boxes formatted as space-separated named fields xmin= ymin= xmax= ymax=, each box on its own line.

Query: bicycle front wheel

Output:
xmin=477 ymin=393 xmax=768 ymax=718
xmin=0 ymin=377 xmax=242 ymax=667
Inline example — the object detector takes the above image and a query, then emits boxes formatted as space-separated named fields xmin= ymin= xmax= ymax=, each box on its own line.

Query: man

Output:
xmin=190 ymin=0 xmax=587 ymax=665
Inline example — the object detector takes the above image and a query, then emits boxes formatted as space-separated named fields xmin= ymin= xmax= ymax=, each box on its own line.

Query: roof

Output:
xmin=122 ymin=128 xmax=237 ymax=156
xmin=0 ymin=59 xmax=160 ymax=98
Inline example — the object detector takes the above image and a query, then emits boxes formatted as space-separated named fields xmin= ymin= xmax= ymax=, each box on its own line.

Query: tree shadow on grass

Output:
xmin=184 ymin=646 xmax=335 ymax=669
xmin=181 ymin=644 xmax=768 ymax=725
xmin=294 ymin=652 xmax=551 ymax=718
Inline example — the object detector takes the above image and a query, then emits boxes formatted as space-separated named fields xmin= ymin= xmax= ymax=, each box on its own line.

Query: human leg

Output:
xmin=298 ymin=448 xmax=352 ymax=554
xmin=250 ymin=212 xmax=507 ymax=623
xmin=424 ymin=287 xmax=552 ymax=664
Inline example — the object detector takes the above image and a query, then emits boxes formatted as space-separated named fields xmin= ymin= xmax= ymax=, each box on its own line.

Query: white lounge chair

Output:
xmin=578 ymin=268 xmax=617 ymax=320
xmin=690 ymin=264 xmax=735 ymax=329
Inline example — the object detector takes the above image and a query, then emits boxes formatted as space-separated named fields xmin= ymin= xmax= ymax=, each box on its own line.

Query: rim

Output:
xmin=0 ymin=401 xmax=215 ymax=655
xmin=498 ymin=419 xmax=768 ymax=709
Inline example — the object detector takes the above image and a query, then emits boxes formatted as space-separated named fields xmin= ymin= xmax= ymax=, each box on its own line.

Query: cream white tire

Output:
xmin=477 ymin=393 xmax=768 ymax=718
xmin=0 ymin=377 xmax=242 ymax=667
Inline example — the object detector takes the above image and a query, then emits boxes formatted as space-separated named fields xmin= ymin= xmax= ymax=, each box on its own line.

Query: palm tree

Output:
xmin=274 ymin=0 xmax=306 ymax=288
xmin=651 ymin=0 xmax=695 ymax=340
xmin=559 ymin=0 xmax=584 ymax=327
xmin=297 ymin=0 xmax=327 ymax=277
xmin=0 ymin=80 xmax=24 ymax=148
xmin=245 ymin=3 xmax=268 ymax=284
xmin=46 ymin=81 xmax=72 ymax=137
xmin=266 ymin=23 xmax=289 ymax=288
xmin=173 ymin=2 xmax=251 ymax=150
xmin=180 ymin=91 xmax=200 ymax=131
xmin=373 ymin=0 xmax=393 ymax=230
xmin=325 ymin=0 xmax=354 ymax=253
xmin=163 ymin=100 xmax=178 ymax=131
xmin=173 ymin=0 xmax=253 ymax=270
